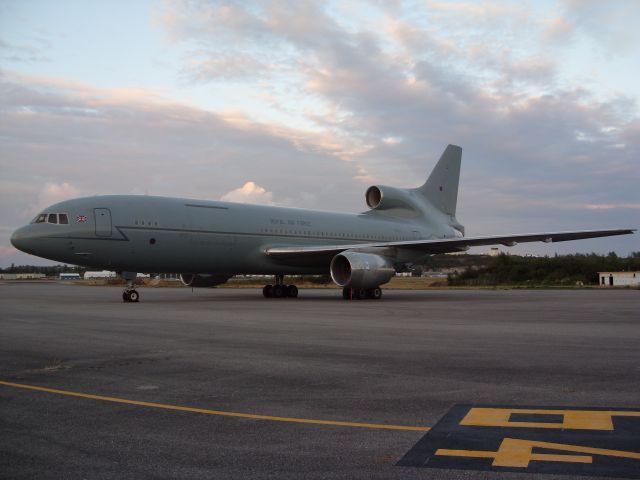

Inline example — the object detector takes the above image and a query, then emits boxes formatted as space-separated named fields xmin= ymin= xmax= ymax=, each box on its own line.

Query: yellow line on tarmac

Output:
xmin=0 ymin=380 xmax=430 ymax=432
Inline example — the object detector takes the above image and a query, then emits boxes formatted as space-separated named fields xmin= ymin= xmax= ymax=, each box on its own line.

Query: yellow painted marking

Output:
xmin=436 ymin=437 xmax=640 ymax=468
xmin=0 ymin=380 xmax=429 ymax=432
xmin=460 ymin=407 xmax=640 ymax=431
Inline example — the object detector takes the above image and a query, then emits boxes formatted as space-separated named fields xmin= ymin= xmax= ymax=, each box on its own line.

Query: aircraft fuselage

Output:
xmin=11 ymin=195 xmax=457 ymax=274
xmin=10 ymin=145 xmax=633 ymax=301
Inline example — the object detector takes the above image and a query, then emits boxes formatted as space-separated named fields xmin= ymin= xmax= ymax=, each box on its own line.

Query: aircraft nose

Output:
xmin=10 ymin=226 xmax=33 ymax=253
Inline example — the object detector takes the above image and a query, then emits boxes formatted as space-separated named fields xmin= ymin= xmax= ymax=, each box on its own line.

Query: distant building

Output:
xmin=0 ymin=273 xmax=46 ymax=280
xmin=82 ymin=271 xmax=150 ymax=279
xmin=84 ymin=270 xmax=117 ymax=279
xmin=59 ymin=273 xmax=81 ymax=280
xmin=421 ymin=271 xmax=448 ymax=278
xmin=157 ymin=273 xmax=180 ymax=280
xmin=598 ymin=271 xmax=639 ymax=287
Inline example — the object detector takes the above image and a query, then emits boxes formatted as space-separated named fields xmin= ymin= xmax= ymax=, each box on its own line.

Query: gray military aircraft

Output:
xmin=10 ymin=145 xmax=634 ymax=302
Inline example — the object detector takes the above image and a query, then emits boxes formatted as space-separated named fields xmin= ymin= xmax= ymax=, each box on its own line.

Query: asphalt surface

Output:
xmin=0 ymin=282 xmax=638 ymax=479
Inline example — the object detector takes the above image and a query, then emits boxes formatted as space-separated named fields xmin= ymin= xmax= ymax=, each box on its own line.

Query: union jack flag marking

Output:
xmin=76 ymin=215 xmax=87 ymax=223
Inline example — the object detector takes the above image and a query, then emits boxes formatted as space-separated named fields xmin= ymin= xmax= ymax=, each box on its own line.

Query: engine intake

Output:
xmin=330 ymin=251 xmax=395 ymax=289
xmin=180 ymin=273 xmax=231 ymax=288
xmin=365 ymin=185 xmax=417 ymax=211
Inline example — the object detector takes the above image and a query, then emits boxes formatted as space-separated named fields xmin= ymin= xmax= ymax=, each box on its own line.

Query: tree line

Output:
xmin=3 ymin=252 xmax=639 ymax=286
xmin=1 ymin=264 xmax=86 ymax=276
xmin=448 ymin=252 xmax=640 ymax=286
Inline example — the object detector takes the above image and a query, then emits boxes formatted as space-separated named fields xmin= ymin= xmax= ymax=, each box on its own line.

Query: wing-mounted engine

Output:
xmin=180 ymin=273 xmax=231 ymax=288
xmin=330 ymin=251 xmax=395 ymax=289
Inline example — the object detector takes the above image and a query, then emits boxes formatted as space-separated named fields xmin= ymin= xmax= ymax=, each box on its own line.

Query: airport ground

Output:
xmin=0 ymin=282 xmax=638 ymax=479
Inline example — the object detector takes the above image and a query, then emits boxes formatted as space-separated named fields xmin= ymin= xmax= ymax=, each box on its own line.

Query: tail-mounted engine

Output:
xmin=365 ymin=185 xmax=422 ymax=214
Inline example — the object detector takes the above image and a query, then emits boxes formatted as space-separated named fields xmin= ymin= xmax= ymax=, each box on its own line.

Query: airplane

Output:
xmin=10 ymin=145 xmax=635 ymax=302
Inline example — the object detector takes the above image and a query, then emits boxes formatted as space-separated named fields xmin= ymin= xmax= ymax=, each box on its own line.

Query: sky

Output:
xmin=0 ymin=0 xmax=638 ymax=267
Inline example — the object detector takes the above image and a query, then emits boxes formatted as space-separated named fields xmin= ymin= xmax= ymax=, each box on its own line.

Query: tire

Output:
xmin=286 ymin=285 xmax=298 ymax=298
xmin=129 ymin=290 xmax=139 ymax=302
xmin=342 ymin=287 xmax=351 ymax=300
xmin=371 ymin=287 xmax=382 ymax=300
xmin=123 ymin=291 xmax=130 ymax=302
xmin=273 ymin=284 xmax=285 ymax=298
xmin=263 ymin=285 xmax=273 ymax=298
xmin=356 ymin=288 xmax=368 ymax=300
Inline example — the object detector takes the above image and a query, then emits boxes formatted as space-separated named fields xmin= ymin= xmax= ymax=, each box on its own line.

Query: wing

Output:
xmin=265 ymin=228 xmax=635 ymax=258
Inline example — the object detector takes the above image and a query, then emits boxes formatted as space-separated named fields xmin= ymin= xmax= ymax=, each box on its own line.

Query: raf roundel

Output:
xmin=76 ymin=215 xmax=87 ymax=223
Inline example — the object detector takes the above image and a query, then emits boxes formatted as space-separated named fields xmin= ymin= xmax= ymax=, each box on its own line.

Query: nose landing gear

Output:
xmin=121 ymin=271 xmax=139 ymax=303
xmin=123 ymin=289 xmax=139 ymax=302
xmin=263 ymin=275 xmax=299 ymax=298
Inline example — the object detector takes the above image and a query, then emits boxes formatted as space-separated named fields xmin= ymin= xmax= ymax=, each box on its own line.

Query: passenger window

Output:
xmin=47 ymin=214 xmax=58 ymax=224
xmin=59 ymin=213 xmax=69 ymax=224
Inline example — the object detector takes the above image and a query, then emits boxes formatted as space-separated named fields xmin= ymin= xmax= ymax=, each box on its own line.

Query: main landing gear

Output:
xmin=122 ymin=271 xmax=139 ymax=303
xmin=263 ymin=274 xmax=298 ymax=298
xmin=342 ymin=287 xmax=382 ymax=300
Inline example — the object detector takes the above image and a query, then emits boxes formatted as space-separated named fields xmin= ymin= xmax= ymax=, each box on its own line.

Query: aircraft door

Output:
xmin=94 ymin=208 xmax=112 ymax=237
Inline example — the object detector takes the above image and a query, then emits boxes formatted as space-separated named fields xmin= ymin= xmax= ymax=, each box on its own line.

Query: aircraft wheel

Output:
xmin=371 ymin=287 xmax=382 ymax=300
xmin=129 ymin=290 xmax=139 ymax=302
xmin=286 ymin=285 xmax=298 ymax=298
xmin=356 ymin=288 xmax=368 ymax=300
xmin=123 ymin=291 xmax=130 ymax=302
xmin=273 ymin=284 xmax=285 ymax=298
xmin=342 ymin=287 xmax=351 ymax=300
xmin=263 ymin=285 xmax=273 ymax=298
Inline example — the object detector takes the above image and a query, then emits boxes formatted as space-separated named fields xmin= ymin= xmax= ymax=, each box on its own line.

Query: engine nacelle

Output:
xmin=179 ymin=273 xmax=231 ymax=288
xmin=365 ymin=185 xmax=417 ymax=211
xmin=330 ymin=251 xmax=395 ymax=289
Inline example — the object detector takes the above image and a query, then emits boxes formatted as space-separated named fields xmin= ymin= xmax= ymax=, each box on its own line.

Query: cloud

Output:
xmin=562 ymin=0 xmax=640 ymax=53
xmin=38 ymin=182 xmax=81 ymax=210
xmin=0 ymin=39 xmax=49 ymax=63
xmin=180 ymin=53 xmax=273 ymax=82
xmin=585 ymin=203 xmax=640 ymax=211
xmin=1 ymin=1 xmax=638 ymax=265
xmin=543 ymin=17 xmax=574 ymax=42
xmin=0 ymin=245 xmax=19 ymax=263
xmin=157 ymin=0 xmax=638 ymax=253
xmin=221 ymin=181 xmax=274 ymax=204
xmin=0 ymin=71 xmax=366 ymax=265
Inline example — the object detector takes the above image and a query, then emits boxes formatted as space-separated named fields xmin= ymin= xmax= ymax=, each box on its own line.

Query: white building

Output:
xmin=59 ymin=273 xmax=81 ymax=280
xmin=0 ymin=273 xmax=46 ymax=280
xmin=598 ymin=271 xmax=639 ymax=287
xmin=84 ymin=270 xmax=117 ymax=279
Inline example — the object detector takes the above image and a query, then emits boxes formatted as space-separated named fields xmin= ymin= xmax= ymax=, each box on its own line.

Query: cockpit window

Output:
xmin=31 ymin=213 xmax=70 ymax=224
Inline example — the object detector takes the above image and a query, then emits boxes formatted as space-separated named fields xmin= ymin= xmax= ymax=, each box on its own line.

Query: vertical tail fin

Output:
xmin=416 ymin=144 xmax=462 ymax=216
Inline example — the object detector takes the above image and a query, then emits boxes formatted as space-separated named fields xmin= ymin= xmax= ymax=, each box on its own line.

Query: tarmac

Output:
xmin=0 ymin=282 xmax=638 ymax=479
